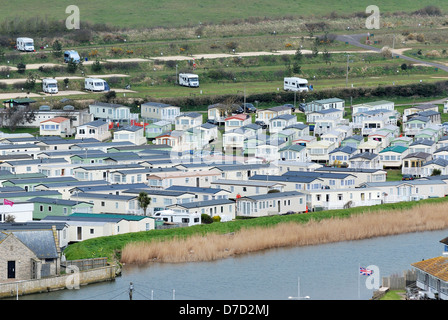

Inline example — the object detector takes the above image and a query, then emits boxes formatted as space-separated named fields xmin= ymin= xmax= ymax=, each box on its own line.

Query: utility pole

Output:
xmin=345 ymin=54 xmax=352 ymax=88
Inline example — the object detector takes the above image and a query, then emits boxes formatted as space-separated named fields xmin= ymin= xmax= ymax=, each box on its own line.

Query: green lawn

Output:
xmin=2 ymin=1 xmax=448 ymax=28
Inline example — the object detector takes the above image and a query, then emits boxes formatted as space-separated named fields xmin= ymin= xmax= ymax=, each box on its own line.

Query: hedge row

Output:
xmin=155 ymin=80 xmax=448 ymax=108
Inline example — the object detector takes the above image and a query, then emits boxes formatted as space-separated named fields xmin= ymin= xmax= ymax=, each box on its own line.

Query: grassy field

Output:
xmin=1 ymin=1 xmax=448 ymax=28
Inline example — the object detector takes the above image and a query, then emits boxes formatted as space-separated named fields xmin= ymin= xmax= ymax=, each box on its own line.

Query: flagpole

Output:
xmin=358 ymin=263 xmax=360 ymax=300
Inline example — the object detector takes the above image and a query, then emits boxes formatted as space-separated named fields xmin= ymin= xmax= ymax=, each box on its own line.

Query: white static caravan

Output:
xmin=42 ymin=78 xmax=58 ymax=94
xmin=179 ymin=73 xmax=199 ymax=87
xmin=16 ymin=37 xmax=34 ymax=52
xmin=153 ymin=209 xmax=201 ymax=227
xmin=283 ymin=77 xmax=309 ymax=92
xmin=84 ymin=78 xmax=110 ymax=92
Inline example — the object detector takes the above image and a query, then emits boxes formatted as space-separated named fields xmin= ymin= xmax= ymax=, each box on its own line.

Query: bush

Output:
xmin=201 ymin=214 xmax=213 ymax=224
xmin=212 ymin=216 xmax=221 ymax=223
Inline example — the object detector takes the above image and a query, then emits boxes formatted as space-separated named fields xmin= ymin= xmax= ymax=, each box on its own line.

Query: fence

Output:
xmin=62 ymin=258 xmax=108 ymax=272
xmin=382 ymin=269 xmax=417 ymax=290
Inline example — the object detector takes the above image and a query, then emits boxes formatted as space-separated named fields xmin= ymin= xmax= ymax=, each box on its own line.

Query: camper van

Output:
xmin=284 ymin=77 xmax=309 ymax=92
xmin=64 ymin=50 xmax=81 ymax=63
xmin=84 ymin=78 xmax=110 ymax=92
xmin=16 ymin=37 xmax=34 ymax=52
xmin=179 ymin=73 xmax=199 ymax=87
xmin=42 ymin=78 xmax=58 ymax=94
xmin=154 ymin=209 xmax=201 ymax=227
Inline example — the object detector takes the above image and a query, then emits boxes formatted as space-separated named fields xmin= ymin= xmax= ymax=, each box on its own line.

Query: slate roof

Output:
xmin=0 ymin=230 xmax=58 ymax=259
xmin=168 ymin=198 xmax=234 ymax=209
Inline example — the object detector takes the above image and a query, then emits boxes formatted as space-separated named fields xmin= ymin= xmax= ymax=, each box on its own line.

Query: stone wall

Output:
xmin=0 ymin=265 xmax=118 ymax=299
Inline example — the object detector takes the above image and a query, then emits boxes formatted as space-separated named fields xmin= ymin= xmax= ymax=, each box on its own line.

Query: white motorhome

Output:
xmin=64 ymin=50 xmax=81 ymax=63
xmin=284 ymin=77 xmax=309 ymax=92
xmin=84 ymin=78 xmax=110 ymax=92
xmin=153 ymin=209 xmax=201 ymax=227
xmin=16 ymin=37 xmax=34 ymax=52
xmin=179 ymin=73 xmax=199 ymax=87
xmin=42 ymin=78 xmax=58 ymax=94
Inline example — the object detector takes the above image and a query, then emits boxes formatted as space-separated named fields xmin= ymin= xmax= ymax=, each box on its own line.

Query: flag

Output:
xmin=4 ymin=199 xmax=14 ymax=206
xmin=360 ymin=267 xmax=373 ymax=276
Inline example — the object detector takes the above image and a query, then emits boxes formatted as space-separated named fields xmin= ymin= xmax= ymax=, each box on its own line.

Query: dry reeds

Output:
xmin=121 ymin=203 xmax=448 ymax=264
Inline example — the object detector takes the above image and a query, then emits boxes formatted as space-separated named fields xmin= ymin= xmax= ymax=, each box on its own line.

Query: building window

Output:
xmin=90 ymin=229 xmax=94 ymax=234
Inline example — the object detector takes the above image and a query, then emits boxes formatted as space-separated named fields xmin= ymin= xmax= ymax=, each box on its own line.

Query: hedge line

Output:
xmin=154 ymin=80 xmax=448 ymax=108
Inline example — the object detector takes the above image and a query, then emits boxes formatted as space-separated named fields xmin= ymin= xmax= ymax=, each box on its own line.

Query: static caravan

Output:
xmin=16 ymin=37 xmax=34 ymax=52
xmin=284 ymin=77 xmax=309 ymax=92
xmin=64 ymin=50 xmax=81 ymax=63
xmin=42 ymin=78 xmax=58 ymax=94
xmin=179 ymin=73 xmax=199 ymax=87
xmin=84 ymin=78 xmax=110 ymax=92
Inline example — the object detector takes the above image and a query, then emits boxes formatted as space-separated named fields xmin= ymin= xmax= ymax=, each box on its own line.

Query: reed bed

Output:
xmin=121 ymin=203 xmax=448 ymax=264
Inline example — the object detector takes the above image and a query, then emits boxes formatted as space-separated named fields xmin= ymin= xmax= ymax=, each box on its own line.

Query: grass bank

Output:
xmin=64 ymin=196 xmax=448 ymax=263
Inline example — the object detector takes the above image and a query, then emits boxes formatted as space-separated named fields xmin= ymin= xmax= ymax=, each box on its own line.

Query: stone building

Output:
xmin=0 ymin=228 xmax=60 ymax=282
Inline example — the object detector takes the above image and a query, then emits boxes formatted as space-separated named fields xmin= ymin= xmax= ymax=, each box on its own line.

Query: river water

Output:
xmin=17 ymin=229 xmax=448 ymax=300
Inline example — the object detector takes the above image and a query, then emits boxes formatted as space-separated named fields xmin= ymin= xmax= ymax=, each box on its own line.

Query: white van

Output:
xmin=84 ymin=78 xmax=110 ymax=92
xmin=154 ymin=209 xmax=201 ymax=227
xmin=42 ymin=79 xmax=58 ymax=94
xmin=16 ymin=37 xmax=34 ymax=52
xmin=64 ymin=50 xmax=81 ymax=63
xmin=179 ymin=73 xmax=199 ymax=87
xmin=284 ymin=77 xmax=309 ymax=92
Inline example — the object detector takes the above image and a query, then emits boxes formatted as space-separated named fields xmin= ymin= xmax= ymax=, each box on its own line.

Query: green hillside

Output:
xmin=1 ymin=0 xmax=446 ymax=28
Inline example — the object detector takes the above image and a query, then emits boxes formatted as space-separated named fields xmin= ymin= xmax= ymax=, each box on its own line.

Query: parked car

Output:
xmin=255 ymin=120 xmax=268 ymax=129
xmin=402 ymin=174 xmax=415 ymax=181
xmin=241 ymin=103 xmax=257 ymax=113
xmin=298 ymin=103 xmax=306 ymax=112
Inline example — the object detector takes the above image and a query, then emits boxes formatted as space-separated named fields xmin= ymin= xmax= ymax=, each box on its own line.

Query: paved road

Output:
xmin=335 ymin=33 xmax=448 ymax=72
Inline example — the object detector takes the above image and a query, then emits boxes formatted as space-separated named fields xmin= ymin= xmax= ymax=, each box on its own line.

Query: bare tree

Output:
xmin=3 ymin=105 xmax=36 ymax=132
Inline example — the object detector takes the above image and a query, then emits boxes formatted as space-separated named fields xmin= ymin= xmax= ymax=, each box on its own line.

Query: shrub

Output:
xmin=16 ymin=62 xmax=26 ymax=74
xmin=212 ymin=216 xmax=221 ymax=223
xmin=201 ymin=214 xmax=213 ymax=224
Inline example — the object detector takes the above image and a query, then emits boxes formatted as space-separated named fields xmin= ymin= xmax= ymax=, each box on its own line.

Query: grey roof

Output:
xmin=212 ymin=179 xmax=285 ymax=187
xmin=239 ymin=191 xmax=304 ymax=201
xmin=71 ymin=183 xmax=148 ymax=193
xmin=37 ymin=180 xmax=109 ymax=188
xmin=0 ymin=190 xmax=61 ymax=198
xmin=0 ymin=230 xmax=58 ymax=259
xmin=177 ymin=112 xmax=202 ymax=118
xmin=423 ymin=158 xmax=448 ymax=167
xmin=74 ymin=193 xmax=137 ymax=201
xmin=315 ymin=167 xmax=385 ymax=174
xmin=284 ymin=123 xmax=308 ymax=130
xmin=350 ymin=152 xmax=378 ymax=160
xmin=3 ymin=158 xmax=68 ymax=166
xmin=142 ymin=102 xmax=177 ymax=108
xmin=0 ymin=222 xmax=68 ymax=231
xmin=329 ymin=146 xmax=357 ymax=155
xmin=28 ymin=197 xmax=88 ymax=207
xmin=343 ymin=135 xmax=364 ymax=141
xmin=166 ymin=185 xmax=230 ymax=194
xmin=0 ymin=143 xmax=42 ymax=150
xmin=115 ymin=125 xmax=144 ymax=132
xmin=4 ymin=176 xmax=77 ymax=185
xmin=410 ymin=139 xmax=435 ymax=146
xmin=79 ymin=119 xmax=109 ymax=128
xmin=282 ymin=171 xmax=354 ymax=179
xmin=200 ymin=122 xmax=217 ymax=129
xmin=123 ymin=188 xmax=194 ymax=197
xmin=271 ymin=114 xmax=296 ymax=121
xmin=403 ymin=152 xmax=432 ymax=160
xmin=362 ymin=180 xmax=446 ymax=187
xmin=212 ymin=163 xmax=272 ymax=171
xmin=90 ymin=101 xmax=129 ymax=109
xmin=169 ymin=198 xmax=235 ymax=209
xmin=74 ymin=164 xmax=143 ymax=171
xmin=250 ymin=174 xmax=322 ymax=184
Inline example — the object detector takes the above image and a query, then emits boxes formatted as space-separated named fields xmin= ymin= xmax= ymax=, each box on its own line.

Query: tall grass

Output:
xmin=121 ymin=203 xmax=448 ymax=264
